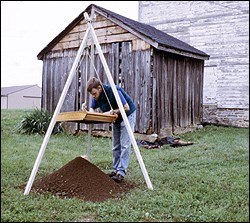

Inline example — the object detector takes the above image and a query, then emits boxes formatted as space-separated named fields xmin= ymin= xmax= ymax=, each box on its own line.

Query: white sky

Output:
xmin=1 ymin=1 xmax=139 ymax=88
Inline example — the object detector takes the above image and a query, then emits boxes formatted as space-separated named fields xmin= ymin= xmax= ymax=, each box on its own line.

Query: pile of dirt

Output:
xmin=28 ymin=156 xmax=137 ymax=202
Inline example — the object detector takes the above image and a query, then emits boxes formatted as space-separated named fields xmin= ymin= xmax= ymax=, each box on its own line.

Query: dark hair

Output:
xmin=87 ymin=77 xmax=101 ymax=92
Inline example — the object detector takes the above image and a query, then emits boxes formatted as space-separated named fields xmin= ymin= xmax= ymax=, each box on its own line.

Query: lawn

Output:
xmin=1 ymin=109 xmax=249 ymax=222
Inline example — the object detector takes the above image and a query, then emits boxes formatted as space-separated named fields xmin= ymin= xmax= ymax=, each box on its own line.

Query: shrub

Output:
xmin=17 ymin=108 xmax=63 ymax=135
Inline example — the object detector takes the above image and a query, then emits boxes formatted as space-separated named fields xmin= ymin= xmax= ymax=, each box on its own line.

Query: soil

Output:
xmin=25 ymin=156 xmax=138 ymax=202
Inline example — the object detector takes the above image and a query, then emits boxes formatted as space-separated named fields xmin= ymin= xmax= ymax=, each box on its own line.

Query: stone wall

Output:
xmin=203 ymin=105 xmax=249 ymax=128
xmin=139 ymin=1 xmax=249 ymax=128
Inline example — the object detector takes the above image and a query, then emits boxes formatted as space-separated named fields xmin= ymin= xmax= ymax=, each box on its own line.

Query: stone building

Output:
xmin=139 ymin=1 xmax=249 ymax=127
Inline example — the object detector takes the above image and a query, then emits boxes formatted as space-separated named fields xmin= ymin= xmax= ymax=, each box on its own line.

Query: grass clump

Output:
xmin=17 ymin=108 xmax=63 ymax=135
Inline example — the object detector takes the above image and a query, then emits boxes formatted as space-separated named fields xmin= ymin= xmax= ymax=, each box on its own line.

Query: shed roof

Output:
xmin=37 ymin=4 xmax=209 ymax=60
xmin=1 ymin=85 xmax=41 ymax=96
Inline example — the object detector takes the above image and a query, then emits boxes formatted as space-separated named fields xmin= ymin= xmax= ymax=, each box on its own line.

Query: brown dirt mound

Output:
xmin=29 ymin=156 xmax=137 ymax=202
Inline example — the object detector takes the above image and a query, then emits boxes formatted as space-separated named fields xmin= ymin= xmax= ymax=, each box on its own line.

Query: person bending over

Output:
xmin=86 ymin=77 xmax=136 ymax=183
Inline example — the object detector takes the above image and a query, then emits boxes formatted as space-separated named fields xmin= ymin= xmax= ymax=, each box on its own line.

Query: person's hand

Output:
xmin=81 ymin=103 xmax=87 ymax=111
xmin=109 ymin=109 xmax=118 ymax=118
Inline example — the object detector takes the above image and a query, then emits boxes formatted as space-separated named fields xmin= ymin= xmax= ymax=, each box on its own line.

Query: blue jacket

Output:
xmin=90 ymin=84 xmax=136 ymax=124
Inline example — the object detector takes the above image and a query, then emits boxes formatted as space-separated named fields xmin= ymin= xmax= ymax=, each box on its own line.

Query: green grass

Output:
xmin=1 ymin=109 xmax=249 ymax=222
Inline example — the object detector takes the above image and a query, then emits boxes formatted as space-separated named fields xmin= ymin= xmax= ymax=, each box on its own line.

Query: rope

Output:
xmin=74 ymin=51 xmax=90 ymax=111
xmin=82 ymin=49 xmax=89 ymax=110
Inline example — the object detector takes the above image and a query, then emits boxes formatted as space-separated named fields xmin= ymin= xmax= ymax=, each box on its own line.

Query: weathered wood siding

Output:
xmin=51 ymin=14 xmax=137 ymax=52
xmin=42 ymin=50 xmax=78 ymax=113
xmin=122 ymin=43 xmax=152 ymax=133
xmin=41 ymin=10 xmax=206 ymax=134
xmin=41 ymin=13 xmax=153 ymax=133
xmin=77 ymin=41 xmax=152 ymax=133
xmin=152 ymin=50 xmax=204 ymax=134
xmin=139 ymin=1 xmax=249 ymax=127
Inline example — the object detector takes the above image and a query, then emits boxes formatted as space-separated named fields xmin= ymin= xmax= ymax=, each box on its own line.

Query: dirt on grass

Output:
xmin=25 ymin=156 xmax=138 ymax=202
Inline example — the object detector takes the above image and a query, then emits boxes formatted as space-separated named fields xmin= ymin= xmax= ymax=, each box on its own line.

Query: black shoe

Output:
xmin=107 ymin=171 xmax=116 ymax=177
xmin=111 ymin=174 xmax=124 ymax=183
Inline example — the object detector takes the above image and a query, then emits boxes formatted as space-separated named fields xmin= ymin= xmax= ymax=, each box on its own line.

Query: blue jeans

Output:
xmin=112 ymin=110 xmax=136 ymax=177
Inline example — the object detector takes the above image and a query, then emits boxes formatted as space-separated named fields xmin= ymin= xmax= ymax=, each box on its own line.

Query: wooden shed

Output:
xmin=37 ymin=4 xmax=209 ymax=135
